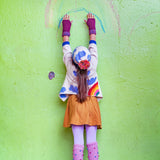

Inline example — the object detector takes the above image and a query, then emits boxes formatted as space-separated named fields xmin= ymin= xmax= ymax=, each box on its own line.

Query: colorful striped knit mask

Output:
xmin=72 ymin=46 xmax=91 ymax=70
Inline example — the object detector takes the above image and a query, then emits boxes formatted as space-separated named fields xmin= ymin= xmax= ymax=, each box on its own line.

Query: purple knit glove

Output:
xmin=86 ymin=18 xmax=96 ymax=35
xmin=62 ymin=20 xmax=71 ymax=37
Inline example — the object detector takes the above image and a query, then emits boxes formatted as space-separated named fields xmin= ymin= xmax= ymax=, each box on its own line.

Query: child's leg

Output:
xmin=72 ymin=125 xmax=84 ymax=160
xmin=86 ymin=125 xmax=97 ymax=144
xmin=86 ymin=125 xmax=99 ymax=160
xmin=72 ymin=125 xmax=84 ymax=145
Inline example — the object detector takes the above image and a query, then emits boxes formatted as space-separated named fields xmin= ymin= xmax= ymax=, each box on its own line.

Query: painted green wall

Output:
xmin=0 ymin=0 xmax=160 ymax=159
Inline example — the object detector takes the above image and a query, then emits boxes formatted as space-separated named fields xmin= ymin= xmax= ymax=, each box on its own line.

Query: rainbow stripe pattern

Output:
xmin=88 ymin=82 xmax=100 ymax=96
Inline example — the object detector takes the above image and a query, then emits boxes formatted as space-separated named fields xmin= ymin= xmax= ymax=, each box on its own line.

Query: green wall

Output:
xmin=0 ymin=0 xmax=160 ymax=159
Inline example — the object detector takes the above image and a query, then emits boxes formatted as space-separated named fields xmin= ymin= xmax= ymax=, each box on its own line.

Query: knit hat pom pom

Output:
xmin=78 ymin=60 xmax=90 ymax=70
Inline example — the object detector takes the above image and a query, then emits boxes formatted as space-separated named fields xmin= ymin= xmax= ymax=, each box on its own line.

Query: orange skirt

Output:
xmin=63 ymin=95 xmax=102 ymax=129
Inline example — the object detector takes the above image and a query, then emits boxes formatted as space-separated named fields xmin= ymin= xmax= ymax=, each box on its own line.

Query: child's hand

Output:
xmin=62 ymin=14 xmax=72 ymax=37
xmin=84 ymin=13 xmax=96 ymax=35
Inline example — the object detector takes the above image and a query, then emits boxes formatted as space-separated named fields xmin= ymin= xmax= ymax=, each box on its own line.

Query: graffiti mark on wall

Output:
xmin=45 ymin=0 xmax=57 ymax=27
xmin=108 ymin=0 xmax=121 ymax=37
xmin=58 ymin=8 xmax=106 ymax=33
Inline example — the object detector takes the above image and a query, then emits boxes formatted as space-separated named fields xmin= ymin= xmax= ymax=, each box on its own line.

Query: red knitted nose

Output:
xmin=78 ymin=60 xmax=90 ymax=70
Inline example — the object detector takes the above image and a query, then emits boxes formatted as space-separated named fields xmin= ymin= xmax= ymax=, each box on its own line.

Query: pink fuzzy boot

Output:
xmin=87 ymin=142 xmax=99 ymax=160
xmin=73 ymin=144 xmax=84 ymax=160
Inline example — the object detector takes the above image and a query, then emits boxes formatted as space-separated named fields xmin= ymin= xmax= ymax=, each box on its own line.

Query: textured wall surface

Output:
xmin=0 ymin=0 xmax=160 ymax=160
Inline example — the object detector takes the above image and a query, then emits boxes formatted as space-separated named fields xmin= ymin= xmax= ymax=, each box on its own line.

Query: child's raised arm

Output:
xmin=61 ymin=14 xmax=73 ymax=68
xmin=90 ymin=34 xmax=96 ymax=41
xmin=84 ymin=13 xmax=96 ymax=41
xmin=85 ymin=13 xmax=98 ymax=69
xmin=62 ymin=14 xmax=72 ymax=42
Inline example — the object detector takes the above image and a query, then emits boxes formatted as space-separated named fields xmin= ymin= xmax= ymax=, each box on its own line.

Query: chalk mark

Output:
xmin=127 ymin=11 xmax=160 ymax=54
xmin=58 ymin=0 xmax=65 ymax=16
xmin=108 ymin=0 xmax=121 ymax=37
xmin=45 ymin=0 xmax=57 ymax=28
xmin=58 ymin=8 xmax=106 ymax=33
xmin=129 ymin=11 xmax=160 ymax=38
xmin=45 ymin=0 xmax=52 ymax=28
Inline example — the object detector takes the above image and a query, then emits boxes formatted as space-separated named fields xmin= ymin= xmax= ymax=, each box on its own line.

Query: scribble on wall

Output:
xmin=58 ymin=8 xmax=106 ymax=33
xmin=108 ymin=0 xmax=121 ymax=37
xmin=45 ymin=0 xmax=105 ymax=33
xmin=45 ymin=0 xmax=57 ymax=27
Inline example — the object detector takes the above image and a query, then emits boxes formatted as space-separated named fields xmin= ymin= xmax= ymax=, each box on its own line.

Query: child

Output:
xmin=59 ymin=13 xmax=103 ymax=160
